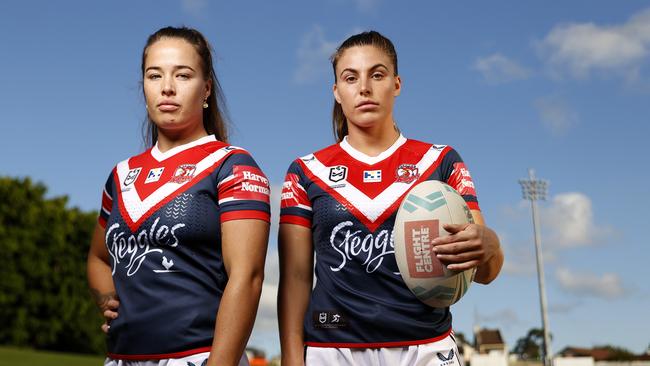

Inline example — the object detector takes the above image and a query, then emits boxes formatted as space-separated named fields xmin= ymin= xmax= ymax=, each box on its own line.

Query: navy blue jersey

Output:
xmin=279 ymin=135 xmax=479 ymax=348
xmin=98 ymin=135 xmax=270 ymax=360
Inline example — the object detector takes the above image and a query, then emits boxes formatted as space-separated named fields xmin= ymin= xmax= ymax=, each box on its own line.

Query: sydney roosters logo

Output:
xmin=105 ymin=217 xmax=185 ymax=276
xmin=329 ymin=221 xmax=396 ymax=274
xmin=170 ymin=164 xmax=196 ymax=184
xmin=396 ymin=164 xmax=419 ymax=183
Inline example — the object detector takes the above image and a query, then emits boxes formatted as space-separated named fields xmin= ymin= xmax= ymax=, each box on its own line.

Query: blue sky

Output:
xmin=1 ymin=0 xmax=649 ymax=358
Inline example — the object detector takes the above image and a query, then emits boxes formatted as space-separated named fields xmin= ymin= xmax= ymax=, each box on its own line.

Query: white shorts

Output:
xmin=104 ymin=351 xmax=249 ymax=366
xmin=305 ymin=334 xmax=463 ymax=366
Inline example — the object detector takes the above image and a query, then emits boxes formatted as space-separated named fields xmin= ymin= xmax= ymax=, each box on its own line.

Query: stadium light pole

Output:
xmin=519 ymin=169 xmax=552 ymax=366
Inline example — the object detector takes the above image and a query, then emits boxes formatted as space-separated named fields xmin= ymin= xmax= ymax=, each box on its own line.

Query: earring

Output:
xmin=203 ymin=100 xmax=209 ymax=109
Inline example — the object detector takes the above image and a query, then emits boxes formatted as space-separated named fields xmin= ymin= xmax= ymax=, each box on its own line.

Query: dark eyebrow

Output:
xmin=339 ymin=63 xmax=390 ymax=77
xmin=145 ymin=65 xmax=197 ymax=73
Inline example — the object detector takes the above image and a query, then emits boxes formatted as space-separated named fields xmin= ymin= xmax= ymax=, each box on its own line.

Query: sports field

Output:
xmin=0 ymin=346 xmax=104 ymax=366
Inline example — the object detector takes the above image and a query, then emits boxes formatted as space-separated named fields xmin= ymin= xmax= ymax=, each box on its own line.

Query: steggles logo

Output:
xmin=105 ymin=217 xmax=185 ymax=276
xmin=329 ymin=221 xmax=396 ymax=274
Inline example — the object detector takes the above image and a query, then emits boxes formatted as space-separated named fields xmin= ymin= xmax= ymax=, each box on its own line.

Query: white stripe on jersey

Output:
xmin=300 ymin=146 xmax=445 ymax=223
xmin=117 ymin=146 xmax=241 ymax=224
xmin=216 ymin=173 xmax=236 ymax=188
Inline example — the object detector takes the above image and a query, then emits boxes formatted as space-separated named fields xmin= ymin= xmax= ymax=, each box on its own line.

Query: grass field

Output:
xmin=0 ymin=346 xmax=105 ymax=366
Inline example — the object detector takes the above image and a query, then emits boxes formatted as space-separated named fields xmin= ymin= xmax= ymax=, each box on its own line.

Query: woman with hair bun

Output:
xmin=87 ymin=26 xmax=270 ymax=366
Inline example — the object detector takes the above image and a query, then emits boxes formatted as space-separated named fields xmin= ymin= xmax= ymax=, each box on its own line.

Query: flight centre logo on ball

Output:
xmin=404 ymin=220 xmax=443 ymax=278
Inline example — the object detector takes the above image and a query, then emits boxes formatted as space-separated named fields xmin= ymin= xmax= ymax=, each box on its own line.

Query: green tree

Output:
xmin=0 ymin=177 xmax=104 ymax=354
xmin=512 ymin=328 xmax=546 ymax=360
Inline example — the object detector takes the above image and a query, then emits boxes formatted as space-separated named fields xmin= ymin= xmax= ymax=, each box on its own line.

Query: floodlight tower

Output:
xmin=519 ymin=169 xmax=552 ymax=366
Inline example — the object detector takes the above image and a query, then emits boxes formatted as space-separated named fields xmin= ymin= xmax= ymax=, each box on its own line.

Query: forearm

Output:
xmin=207 ymin=273 xmax=264 ymax=366
xmin=473 ymin=227 xmax=503 ymax=284
xmin=278 ymin=274 xmax=312 ymax=365
xmin=87 ymin=252 xmax=116 ymax=310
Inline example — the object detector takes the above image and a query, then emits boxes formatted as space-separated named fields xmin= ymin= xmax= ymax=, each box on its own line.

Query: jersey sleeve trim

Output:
xmin=221 ymin=210 xmax=270 ymax=223
xmin=279 ymin=215 xmax=311 ymax=228
xmin=466 ymin=200 xmax=480 ymax=211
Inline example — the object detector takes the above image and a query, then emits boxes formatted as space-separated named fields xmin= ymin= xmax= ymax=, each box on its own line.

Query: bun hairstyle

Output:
xmin=330 ymin=31 xmax=398 ymax=142
xmin=141 ymin=26 xmax=230 ymax=146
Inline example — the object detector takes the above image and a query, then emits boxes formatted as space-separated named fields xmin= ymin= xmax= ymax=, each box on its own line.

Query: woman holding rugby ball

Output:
xmin=278 ymin=30 xmax=503 ymax=366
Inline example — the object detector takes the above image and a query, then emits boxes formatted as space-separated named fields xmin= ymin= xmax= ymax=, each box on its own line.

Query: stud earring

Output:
xmin=203 ymin=100 xmax=209 ymax=109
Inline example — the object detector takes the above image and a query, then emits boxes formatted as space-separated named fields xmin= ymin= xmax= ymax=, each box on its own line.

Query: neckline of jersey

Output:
xmin=150 ymin=135 xmax=217 ymax=162
xmin=339 ymin=134 xmax=407 ymax=165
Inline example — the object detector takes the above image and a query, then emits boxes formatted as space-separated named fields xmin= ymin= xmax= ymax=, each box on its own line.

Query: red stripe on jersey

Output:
xmin=297 ymin=147 xmax=451 ymax=232
xmin=447 ymin=162 xmax=477 ymax=197
xmin=280 ymin=215 xmax=311 ymax=227
xmin=102 ymin=191 xmax=112 ymax=212
xmin=115 ymin=152 xmax=236 ymax=233
xmin=467 ymin=201 xmax=480 ymax=211
xmin=107 ymin=346 xmax=212 ymax=361
xmin=98 ymin=216 xmax=107 ymax=229
xmin=305 ymin=328 xmax=452 ymax=348
xmin=280 ymin=173 xmax=311 ymax=210
xmin=221 ymin=210 xmax=270 ymax=223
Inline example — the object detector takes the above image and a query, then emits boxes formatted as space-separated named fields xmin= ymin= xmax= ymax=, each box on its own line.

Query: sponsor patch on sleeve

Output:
xmin=280 ymin=173 xmax=311 ymax=210
xmin=232 ymin=165 xmax=270 ymax=203
xmin=448 ymin=162 xmax=477 ymax=197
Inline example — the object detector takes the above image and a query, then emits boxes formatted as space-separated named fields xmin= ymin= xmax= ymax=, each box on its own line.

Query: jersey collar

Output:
xmin=339 ymin=134 xmax=407 ymax=165
xmin=151 ymin=135 xmax=217 ymax=162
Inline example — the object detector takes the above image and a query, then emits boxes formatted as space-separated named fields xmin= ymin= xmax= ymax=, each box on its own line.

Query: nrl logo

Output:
xmin=123 ymin=167 xmax=142 ymax=186
xmin=329 ymin=165 xmax=347 ymax=183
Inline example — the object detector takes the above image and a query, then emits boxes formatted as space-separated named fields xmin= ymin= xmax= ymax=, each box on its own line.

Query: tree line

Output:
xmin=0 ymin=177 xmax=104 ymax=354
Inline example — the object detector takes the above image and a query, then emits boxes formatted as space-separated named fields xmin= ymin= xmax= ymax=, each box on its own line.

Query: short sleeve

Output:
xmin=441 ymin=148 xmax=480 ymax=211
xmin=98 ymin=170 xmax=115 ymax=229
xmin=216 ymin=151 xmax=271 ymax=223
xmin=279 ymin=160 xmax=312 ymax=228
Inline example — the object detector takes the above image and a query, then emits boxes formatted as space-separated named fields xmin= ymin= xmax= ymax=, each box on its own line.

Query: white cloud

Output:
xmin=556 ymin=268 xmax=627 ymax=299
xmin=181 ymin=0 xmax=207 ymax=17
xmin=538 ymin=8 xmax=650 ymax=80
xmin=500 ymin=231 xmax=537 ymax=276
xmin=474 ymin=53 xmax=531 ymax=84
xmin=541 ymin=192 xmax=612 ymax=249
xmin=294 ymin=25 xmax=339 ymax=84
xmin=533 ymin=96 xmax=578 ymax=136
xmin=548 ymin=300 xmax=581 ymax=314
xmin=352 ymin=0 xmax=381 ymax=14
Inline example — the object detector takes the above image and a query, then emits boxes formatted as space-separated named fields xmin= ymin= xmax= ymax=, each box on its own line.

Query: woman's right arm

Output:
xmin=86 ymin=222 xmax=119 ymax=333
xmin=278 ymin=223 xmax=314 ymax=366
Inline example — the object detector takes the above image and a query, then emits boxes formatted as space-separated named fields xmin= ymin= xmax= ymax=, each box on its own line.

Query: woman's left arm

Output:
xmin=432 ymin=210 xmax=503 ymax=284
xmin=207 ymin=218 xmax=270 ymax=366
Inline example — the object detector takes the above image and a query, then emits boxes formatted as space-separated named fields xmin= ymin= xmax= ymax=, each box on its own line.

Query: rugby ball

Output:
xmin=394 ymin=180 xmax=476 ymax=308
